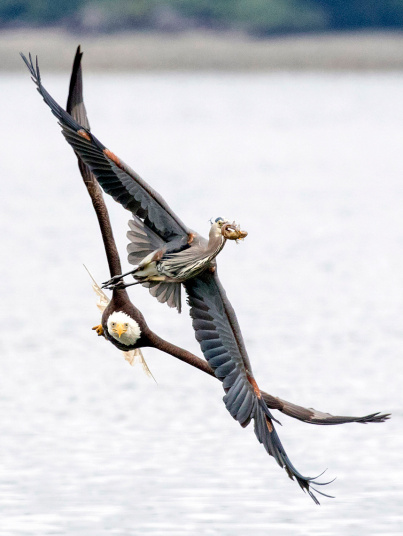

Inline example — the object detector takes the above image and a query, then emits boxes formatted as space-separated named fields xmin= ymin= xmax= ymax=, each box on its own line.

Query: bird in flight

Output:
xmin=22 ymin=50 xmax=390 ymax=503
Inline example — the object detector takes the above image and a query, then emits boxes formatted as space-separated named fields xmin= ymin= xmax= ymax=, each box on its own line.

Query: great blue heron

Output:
xmin=28 ymin=50 xmax=246 ymax=314
xmin=23 ymin=50 xmax=389 ymax=503
xmin=102 ymin=214 xmax=247 ymax=307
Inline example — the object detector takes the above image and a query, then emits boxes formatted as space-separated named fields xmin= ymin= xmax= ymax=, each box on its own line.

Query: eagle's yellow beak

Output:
xmin=114 ymin=323 xmax=127 ymax=338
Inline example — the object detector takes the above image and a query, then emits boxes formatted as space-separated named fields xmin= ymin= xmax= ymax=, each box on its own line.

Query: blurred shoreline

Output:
xmin=3 ymin=28 xmax=403 ymax=71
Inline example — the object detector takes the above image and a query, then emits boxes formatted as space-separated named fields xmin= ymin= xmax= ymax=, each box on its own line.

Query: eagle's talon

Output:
xmin=92 ymin=324 xmax=104 ymax=336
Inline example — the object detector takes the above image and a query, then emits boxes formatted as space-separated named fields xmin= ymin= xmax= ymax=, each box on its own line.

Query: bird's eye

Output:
xmin=111 ymin=322 xmax=116 ymax=327
xmin=124 ymin=323 xmax=129 ymax=328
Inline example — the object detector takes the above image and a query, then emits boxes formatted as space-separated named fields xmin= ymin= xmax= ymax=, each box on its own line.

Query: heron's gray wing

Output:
xmin=184 ymin=270 xmax=330 ymax=504
xmin=21 ymin=53 xmax=189 ymax=243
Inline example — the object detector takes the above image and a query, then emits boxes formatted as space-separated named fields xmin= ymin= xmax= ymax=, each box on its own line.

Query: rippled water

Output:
xmin=1 ymin=71 xmax=402 ymax=535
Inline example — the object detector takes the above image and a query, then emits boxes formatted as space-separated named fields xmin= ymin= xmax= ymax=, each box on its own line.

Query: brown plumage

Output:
xmin=22 ymin=47 xmax=390 ymax=504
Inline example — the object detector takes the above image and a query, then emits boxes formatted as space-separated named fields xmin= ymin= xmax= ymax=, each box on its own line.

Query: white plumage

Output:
xmin=84 ymin=266 xmax=156 ymax=381
xmin=106 ymin=310 xmax=141 ymax=346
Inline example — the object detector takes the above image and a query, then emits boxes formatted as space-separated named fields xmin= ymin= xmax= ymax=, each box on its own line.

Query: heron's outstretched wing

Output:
xmin=184 ymin=270 xmax=330 ymax=504
xmin=21 ymin=52 xmax=189 ymax=243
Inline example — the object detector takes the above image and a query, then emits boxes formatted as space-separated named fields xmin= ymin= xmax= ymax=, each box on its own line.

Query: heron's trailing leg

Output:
xmin=102 ymin=266 xmax=140 ymax=288
xmin=103 ymin=280 xmax=144 ymax=291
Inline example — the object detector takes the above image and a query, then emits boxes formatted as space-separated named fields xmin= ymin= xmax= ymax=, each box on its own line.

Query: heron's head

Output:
xmin=107 ymin=311 xmax=141 ymax=346
xmin=211 ymin=217 xmax=248 ymax=241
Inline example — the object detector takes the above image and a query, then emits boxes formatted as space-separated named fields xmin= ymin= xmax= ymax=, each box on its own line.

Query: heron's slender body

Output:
xmin=23 ymin=49 xmax=390 ymax=504
xmin=139 ymin=220 xmax=225 ymax=282
xmin=112 ymin=216 xmax=238 ymax=286
xmin=102 ymin=209 xmax=247 ymax=310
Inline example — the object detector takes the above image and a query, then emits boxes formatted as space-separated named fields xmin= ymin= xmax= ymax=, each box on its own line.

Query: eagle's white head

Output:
xmin=107 ymin=311 xmax=141 ymax=346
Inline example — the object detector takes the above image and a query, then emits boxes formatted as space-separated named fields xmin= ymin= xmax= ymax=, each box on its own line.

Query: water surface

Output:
xmin=0 ymin=72 xmax=402 ymax=535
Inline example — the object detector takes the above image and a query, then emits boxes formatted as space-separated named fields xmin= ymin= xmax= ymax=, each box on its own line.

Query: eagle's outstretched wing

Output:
xmin=67 ymin=49 xmax=156 ymax=382
xmin=261 ymin=392 xmax=390 ymax=425
xmin=66 ymin=45 xmax=90 ymax=131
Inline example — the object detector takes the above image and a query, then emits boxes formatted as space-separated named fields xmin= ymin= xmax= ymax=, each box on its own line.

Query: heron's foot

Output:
xmin=92 ymin=324 xmax=104 ymax=337
xmin=102 ymin=274 xmax=124 ymax=288
xmin=102 ymin=279 xmax=143 ymax=291
xmin=102 ymin=280 xmax=132 ymax=291
xmin=102 ymin=266 xmax=140 ymax=289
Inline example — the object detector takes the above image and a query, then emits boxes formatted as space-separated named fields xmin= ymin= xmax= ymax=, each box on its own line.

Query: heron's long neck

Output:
xmin=206 ymin=232 xmax=226 ymax=261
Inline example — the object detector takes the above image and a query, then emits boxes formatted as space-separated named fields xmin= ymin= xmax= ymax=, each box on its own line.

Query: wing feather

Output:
xmin=185 ymin=270 xmax=328 ymax=503
xmin=237 ymin=389 xmax=254 ymax=424
xmin=66 ymin=45 xmax=90 ymax=131
xmin=265 ymin=395 xmax=391 ymax=425
xmin=21 ymin=52 xmax=189 ymax=243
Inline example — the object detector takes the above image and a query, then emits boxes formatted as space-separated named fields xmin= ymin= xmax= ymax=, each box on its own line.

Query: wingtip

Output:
xmin=292 ymin=468 xmax=335 ymax=504
xmin=359 ymin=412 xmax=391 ymax=424
xmin=293 ymin=470 xmax=336 ymax=505
xmin=257 ymin=405 xmax=335 ymax=504
xmin=20 ymin=51 xmax=41 ymax=86
xmin=73 ymin=44 xmax=84 ymax=66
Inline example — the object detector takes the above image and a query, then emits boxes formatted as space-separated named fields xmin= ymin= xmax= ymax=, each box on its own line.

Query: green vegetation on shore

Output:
xmin=2 ymin=0 xmax=403 ymax=35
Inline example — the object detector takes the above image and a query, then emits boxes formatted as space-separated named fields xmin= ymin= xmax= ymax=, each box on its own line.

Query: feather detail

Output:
xmin=123 ymin=349 xmax=157 ymax=383
xmin=84 ymin=264 xmax=110 ymax=312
